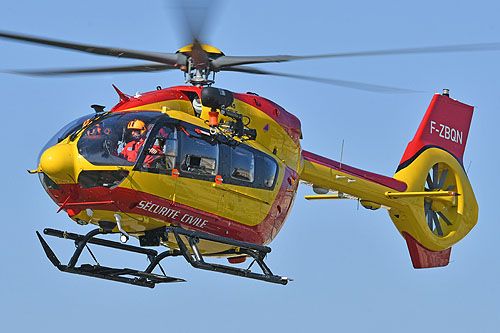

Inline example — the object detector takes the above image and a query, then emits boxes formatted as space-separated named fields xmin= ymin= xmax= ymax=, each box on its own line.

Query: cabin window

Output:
xmin=219 ymin=144 xmax=278 ymax=190
xmin=230 ymin=146 xmax=254 ymax=183
xmin=179 ymin=130 xmax=218 ymax=176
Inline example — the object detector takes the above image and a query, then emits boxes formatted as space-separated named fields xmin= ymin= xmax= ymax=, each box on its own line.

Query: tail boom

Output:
xmin=301 ymin=150 xmax=408 ymax=210
xmin=300 ymin=92 xmax=478 ymax=269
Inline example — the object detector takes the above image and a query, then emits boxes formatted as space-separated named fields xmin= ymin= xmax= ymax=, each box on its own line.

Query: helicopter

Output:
xmin=0 ymin=12 xmax=484 ymax=287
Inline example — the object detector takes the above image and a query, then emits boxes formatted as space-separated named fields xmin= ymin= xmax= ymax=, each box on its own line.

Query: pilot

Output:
xmin=143 ymin=138 xmax=164 ymax=168
xmin=120 ymin=119 xmax=147 ymax=162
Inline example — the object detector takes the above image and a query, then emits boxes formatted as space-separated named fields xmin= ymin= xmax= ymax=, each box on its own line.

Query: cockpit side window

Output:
xmin=77 ymin=111 xmax=162 ymax=166
xmin=139 ymin=125 xmax=177 ymax=172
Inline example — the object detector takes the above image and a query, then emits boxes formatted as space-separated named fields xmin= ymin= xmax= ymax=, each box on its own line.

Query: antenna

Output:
xmin=339 ymin=139 xmax=345 ymax=169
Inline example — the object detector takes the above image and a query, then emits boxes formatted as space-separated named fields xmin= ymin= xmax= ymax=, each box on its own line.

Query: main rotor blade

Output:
xmin=0 ymin=31 xmax=186 ymax=66
xmin=4 ymin=63 xmax=177 ymax=76
xmin=173 ymin=0 xmax=220 ymax=45
xmin=222 ymin=65 xmax=420 ymax=93
xmin=190 ymin=39 xmax=210 ymax=69
xmin=212 ymin=42 xmax=500 ymax=68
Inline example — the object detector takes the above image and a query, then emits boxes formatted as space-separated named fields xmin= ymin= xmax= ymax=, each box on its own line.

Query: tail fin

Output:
xmin=393 ymin=92 xmax=478 ymax=268
xmin=399 ymin=93 xmax=474 ymax=169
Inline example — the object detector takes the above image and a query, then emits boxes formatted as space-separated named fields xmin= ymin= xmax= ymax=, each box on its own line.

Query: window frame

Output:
xmin=135 ymin=120 xmax=178 ymax=174
xmin=176 ymin=124 xmax=220 ymax=181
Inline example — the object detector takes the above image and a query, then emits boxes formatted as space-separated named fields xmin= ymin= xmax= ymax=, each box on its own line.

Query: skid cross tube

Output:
xmin=167 ymin=226 xmax=272 ymax=253
xmin=37 ymin=226 xmax=290 ymax=287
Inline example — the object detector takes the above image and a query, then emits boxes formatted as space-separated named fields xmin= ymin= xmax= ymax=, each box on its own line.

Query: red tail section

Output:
xmin=399 ymin=93 xmax=474 ymax=169
xmin=403 ymin=233 xmax=452 ymax=268
xmin=396 ymin=93 xmax=476 ymax=269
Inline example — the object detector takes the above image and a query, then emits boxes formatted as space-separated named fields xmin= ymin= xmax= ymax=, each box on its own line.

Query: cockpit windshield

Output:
xmin=77 ymin=111 xmax=164 ymax=166
xmin=38 ymin=113 xmax=93 ymax=161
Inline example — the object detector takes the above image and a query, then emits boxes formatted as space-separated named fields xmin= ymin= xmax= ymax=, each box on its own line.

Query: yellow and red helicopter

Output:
xmin=0 ymin=20 xmax=483 ymax=287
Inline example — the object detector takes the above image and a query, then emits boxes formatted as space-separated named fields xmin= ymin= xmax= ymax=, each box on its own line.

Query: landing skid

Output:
xmin=36 ymin=226 xmax=290 ymax=288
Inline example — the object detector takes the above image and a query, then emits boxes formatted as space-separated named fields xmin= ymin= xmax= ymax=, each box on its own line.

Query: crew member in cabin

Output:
xmin=120 ymin=119 xmax=147 ymax=162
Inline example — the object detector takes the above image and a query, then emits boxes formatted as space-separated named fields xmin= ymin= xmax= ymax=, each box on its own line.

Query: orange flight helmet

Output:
xmin=127 ymin=119 xmax=146 ymax=134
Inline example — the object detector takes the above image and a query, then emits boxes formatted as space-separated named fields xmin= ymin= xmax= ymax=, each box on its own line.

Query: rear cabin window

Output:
xmin=261 ymin=155 xmax=277 ymax=188
xmin=221 ymin=144 xmax=278 ymax=190
xmin=230 ymin=146 xmax=255 ymax=183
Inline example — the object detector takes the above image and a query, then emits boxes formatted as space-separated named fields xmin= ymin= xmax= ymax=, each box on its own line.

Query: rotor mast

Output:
xmin=177 ymin=42 xmax=224 ymax=86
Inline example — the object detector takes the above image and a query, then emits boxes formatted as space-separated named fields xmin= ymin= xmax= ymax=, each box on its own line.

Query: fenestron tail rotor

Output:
xmin=424 ymin=163 xmax=456 ymax=237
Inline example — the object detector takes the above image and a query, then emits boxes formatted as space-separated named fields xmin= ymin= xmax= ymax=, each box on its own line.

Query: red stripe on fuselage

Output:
xmin=46 ymin=167 xmax=298 ymax=246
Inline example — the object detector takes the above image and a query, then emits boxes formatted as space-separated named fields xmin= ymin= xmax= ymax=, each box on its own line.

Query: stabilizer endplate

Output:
xmin=403 ymin=232 xmax=451 ymax=268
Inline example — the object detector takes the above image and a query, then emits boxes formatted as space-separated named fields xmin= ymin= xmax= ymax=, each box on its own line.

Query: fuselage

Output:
xmin=37 ymin=86 xmax=302 ymax=253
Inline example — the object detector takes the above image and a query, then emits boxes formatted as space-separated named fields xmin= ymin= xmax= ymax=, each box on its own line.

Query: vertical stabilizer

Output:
xmin=399 ymin=93 xmax=473 ymax=169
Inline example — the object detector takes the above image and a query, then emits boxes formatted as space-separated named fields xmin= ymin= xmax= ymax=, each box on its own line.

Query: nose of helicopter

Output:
xmin=39 ymin=144 xmax=78 ymax=183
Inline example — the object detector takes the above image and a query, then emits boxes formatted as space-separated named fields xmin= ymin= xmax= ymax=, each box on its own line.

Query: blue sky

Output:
xmin=1 ymin=0 xmax=499 ymax=332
